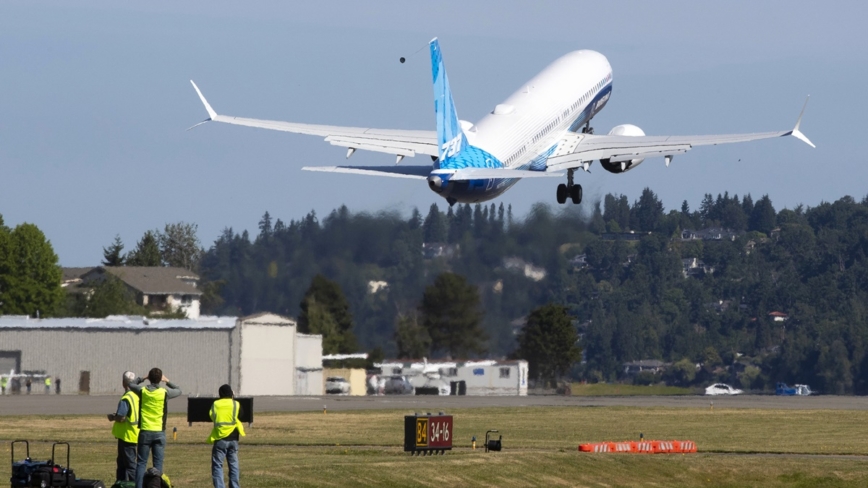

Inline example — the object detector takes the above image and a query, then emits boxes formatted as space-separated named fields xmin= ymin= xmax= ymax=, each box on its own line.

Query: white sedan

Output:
xmin=325 ymin=376 xmax=350 ymax=395
xmin=705 ymin=383 xmax=743 ymax=396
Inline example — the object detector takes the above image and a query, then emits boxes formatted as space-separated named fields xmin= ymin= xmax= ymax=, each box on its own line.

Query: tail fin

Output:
xmin=430 ymin=38 xmax=467 ymax=161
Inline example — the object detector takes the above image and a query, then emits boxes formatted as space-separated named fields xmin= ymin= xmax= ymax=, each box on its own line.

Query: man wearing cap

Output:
xmin=108 ymin=371 xmax=139 ymax=482
xmin=209 ymin=384 xmax=245 ymax=488
xmin=129 ymin=367 xmax=182 ymax=488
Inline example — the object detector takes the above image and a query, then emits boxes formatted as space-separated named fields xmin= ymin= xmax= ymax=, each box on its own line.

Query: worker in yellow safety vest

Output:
xmin=128 ymin=367 xmax=182 ymax=488
xmin=1 ymin=376 xmax=6 ymax=395
xmin=44 ymin=376 xmax=51 ymax=394
xmin=108 ymin=371 xmax=140 ymax=482
xmin=209 ymin=384 xmax=245 ymax=488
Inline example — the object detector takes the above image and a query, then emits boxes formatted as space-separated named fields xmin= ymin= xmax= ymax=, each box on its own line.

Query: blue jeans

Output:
xmin=136 ymin=430 xmax=166 ymax=488
xmin=117 ymin=439 xmax=137 ymax=481
xmin=211 ymin=439 xmax=240 ymax=488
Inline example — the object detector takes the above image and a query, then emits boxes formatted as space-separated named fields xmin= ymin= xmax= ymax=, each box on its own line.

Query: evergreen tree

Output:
xmin=80 ymin=276 xmax=145 ymax=317
xmin=422 ymin=203 xmax=447 ymax=243
xmin=102 ymin=235 xmax=125 ymax=266
xmin=273 ymin=219 xmax=286 ymax=234
xmin=749 ymin=195 xmax=777 ymax=234
xmin=741 ymin=194 xmax=754 ymax=218
xmin=126 ymin=231 xmax=162 ymax=266
xmin=0 ymin=223 xmax=64 ymax=316
xmin=408 ymin=207 xmax=422 ymax=230
xmin=517 ymin=303 xmax=582 ymax=387
xmin=699 ymin=193 xmax=714 ymax=225
xmin=631 ymin=188 xmax=664 ymax=232
xmin=160 ymin=222 xmax=202 ymax=271
xmin=394 ymin=313 xmax=431 ymax=358
xmin=419 ymin=272 xmax=486 ymax=357
xmin=298 ymin=274 xmax=357 ymax=354
xmin=258 ymin=211 xmax=272 ymax=239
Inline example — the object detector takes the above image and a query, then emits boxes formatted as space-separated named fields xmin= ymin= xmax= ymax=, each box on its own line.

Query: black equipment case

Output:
xmin=10 ymin=440 xmax=103 ymax=487
xmin=11 ymin=440 xmax=51 ymax=487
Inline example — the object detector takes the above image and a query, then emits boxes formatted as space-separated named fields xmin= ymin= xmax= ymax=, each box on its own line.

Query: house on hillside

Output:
xmin=503 ymin=257 xmax=547 ymax=281
xmin=681 ymin=228 xmax=741 ymax=242
xmin=682 ymin=258 xmax=714 ymax=278
xmin=81 ymin=266 xmax=202 ymax=318
xmin=422 ymin=242 xmax=460 ymax=259
xmin=623 ymin=359 xmax=667 ymax=376
xmin=768 ymin=311 xmax=789 ymax=322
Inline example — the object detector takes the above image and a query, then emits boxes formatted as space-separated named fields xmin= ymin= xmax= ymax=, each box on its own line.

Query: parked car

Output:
xmin=325 ymin=376 xmax=350 ymax=395
xmin=776 ymin=382 xmax=813 ymax=396
xmin=704 ymin=383 xmax=743 ymax=396
xmin=383 ymin=375 xmax=414 ymax=395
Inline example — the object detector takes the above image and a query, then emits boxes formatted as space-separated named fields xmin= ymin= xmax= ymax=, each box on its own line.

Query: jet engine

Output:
xmin=428 ymin=174 xmax=446 ymax=193
xmin=600 ymin=124 xmax=646 ymax=174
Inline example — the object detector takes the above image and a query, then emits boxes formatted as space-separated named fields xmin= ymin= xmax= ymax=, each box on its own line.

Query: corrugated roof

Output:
xmin=0 ymin=315 xmax=238 ymax=330
xmin=88 ymin=266 xmax=202 ymax=295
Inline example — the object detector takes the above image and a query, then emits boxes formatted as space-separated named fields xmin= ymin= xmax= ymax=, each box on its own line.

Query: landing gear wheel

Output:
xmin=570 ymin=184 xmax=583 ymax=204
xmin=556 ymin=184 xmax=568 ymax=204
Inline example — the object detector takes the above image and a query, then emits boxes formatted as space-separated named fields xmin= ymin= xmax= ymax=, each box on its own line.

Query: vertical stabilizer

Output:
xmin=430 ymin=38 xmax=467 ymax=162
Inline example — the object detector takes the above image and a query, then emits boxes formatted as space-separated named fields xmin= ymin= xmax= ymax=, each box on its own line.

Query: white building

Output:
xmin=379 ymin=359 xmax=528 ymax=396
xmin=0 ymin=312 xmax=322 ymax=396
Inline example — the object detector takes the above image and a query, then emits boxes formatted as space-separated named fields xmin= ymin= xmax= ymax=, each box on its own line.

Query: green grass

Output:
xmin=3 ymin=406 xmax=868 ymax=487
xmin=571 ymin=383 xmax=695 ymax=396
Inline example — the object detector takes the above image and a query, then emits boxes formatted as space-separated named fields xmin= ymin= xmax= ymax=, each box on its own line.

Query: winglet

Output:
xmin=790 ymin=96 xmax=815 ymax=148
xmin=190 ymin=80 xmax=217 ymax=120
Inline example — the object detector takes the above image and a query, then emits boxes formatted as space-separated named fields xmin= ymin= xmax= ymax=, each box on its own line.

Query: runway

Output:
xmin=2 ymin=393 xmax=866 ymax=416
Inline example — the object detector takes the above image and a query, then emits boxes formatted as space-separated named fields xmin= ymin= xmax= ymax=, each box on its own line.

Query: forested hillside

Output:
xmin=199 ymin=190 xmax=868 ymax=393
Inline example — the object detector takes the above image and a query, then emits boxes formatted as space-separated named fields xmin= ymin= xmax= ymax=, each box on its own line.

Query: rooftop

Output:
xmin=0 ymin=315 xmax=237 ymax=330
xmin=86 ymin=266 xmax=202 ymax=295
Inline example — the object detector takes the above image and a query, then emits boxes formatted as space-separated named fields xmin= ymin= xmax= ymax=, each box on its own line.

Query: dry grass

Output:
xmin=3 ymin=406 xmax=868 ymax=487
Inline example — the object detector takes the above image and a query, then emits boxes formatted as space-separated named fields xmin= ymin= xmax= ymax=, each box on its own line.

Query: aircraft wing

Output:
xmin=546 ymin=98 xmax=815 ymax=172
xmin=301 ymin=165 xmax=432 ymax=179
xmin=189 ymin=81 xmax=439 ymax=159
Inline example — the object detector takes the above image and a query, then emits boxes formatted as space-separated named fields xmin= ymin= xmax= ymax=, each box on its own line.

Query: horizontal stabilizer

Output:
xmin=301 ymin=165 xmax=431 ymax=179
xmin=447 ymin=168 xmax=564 ymax=181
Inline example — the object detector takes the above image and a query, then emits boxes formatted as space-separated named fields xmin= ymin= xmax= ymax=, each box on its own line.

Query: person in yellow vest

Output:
xmin=108 ymin=371 xmax=140 ymax=482
xmin=44 ymin=376 xmax=51 ymax=394
xmin=129 ymin=368 xmax=182 ymax=488
xmin=1 ymin=376 xmax=6 ymax=395
xmin=209 ymin=384 xmax=245 ymax=488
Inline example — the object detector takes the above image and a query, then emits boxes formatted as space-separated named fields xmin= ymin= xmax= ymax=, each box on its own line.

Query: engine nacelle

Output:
xmin=428 ymin=174 xmax=446 ymax=193
xmin=600 ymin=124 xmax=646 ymax=174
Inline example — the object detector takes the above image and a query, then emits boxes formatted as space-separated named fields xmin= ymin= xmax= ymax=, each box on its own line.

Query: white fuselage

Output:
xmin=440 ymin=50 xmax=613 ymax=203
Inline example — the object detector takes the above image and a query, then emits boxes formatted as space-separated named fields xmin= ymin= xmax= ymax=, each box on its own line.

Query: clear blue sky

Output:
xmin=1 ymin=1 xmax=865 ymax=266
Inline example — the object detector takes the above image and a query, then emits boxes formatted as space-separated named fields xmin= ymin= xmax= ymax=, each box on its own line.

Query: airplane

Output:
xmin=189 ymin=38 xmax=814 ymax=206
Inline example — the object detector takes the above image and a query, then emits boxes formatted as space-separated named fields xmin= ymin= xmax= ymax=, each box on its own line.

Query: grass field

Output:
xmin=3 ymin=406 xmax=868 ymax=487
xmin=570 ymin=383 xmax=694 ymax=396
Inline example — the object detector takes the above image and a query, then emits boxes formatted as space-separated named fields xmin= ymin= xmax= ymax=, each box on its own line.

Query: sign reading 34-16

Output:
xmin=426 ymin=415 xmax=452 ymax=448
xmin=405 ymin=414 xmax=453 ymax=454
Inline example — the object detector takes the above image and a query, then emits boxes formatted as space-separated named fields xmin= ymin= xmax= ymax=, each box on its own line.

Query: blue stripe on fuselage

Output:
xmin=569 ymin=83 xmax=612 ymax=132
xmin=434 ymin=82 xmax=612 ymax=204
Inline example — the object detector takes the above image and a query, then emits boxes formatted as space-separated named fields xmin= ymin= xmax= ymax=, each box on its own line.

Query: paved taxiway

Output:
xmin=2 ymin=394 xmax=866 ymax=416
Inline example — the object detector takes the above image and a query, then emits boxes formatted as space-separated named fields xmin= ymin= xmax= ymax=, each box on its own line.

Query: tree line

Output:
xmin=5 ymin=188 xmax=868 ymax=392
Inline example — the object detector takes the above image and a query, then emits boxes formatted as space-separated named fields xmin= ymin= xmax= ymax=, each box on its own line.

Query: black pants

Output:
xmin=117 ymin=439 xmax=137 ymax=481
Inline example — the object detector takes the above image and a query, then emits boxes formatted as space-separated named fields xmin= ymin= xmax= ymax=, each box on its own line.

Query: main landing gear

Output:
xmin=556 ymin=169 xmax=582 ymax=204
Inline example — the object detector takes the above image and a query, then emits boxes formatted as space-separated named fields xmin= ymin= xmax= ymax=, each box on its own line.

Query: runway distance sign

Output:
xmin=404 ymin=414 xmax=453 ymax=454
